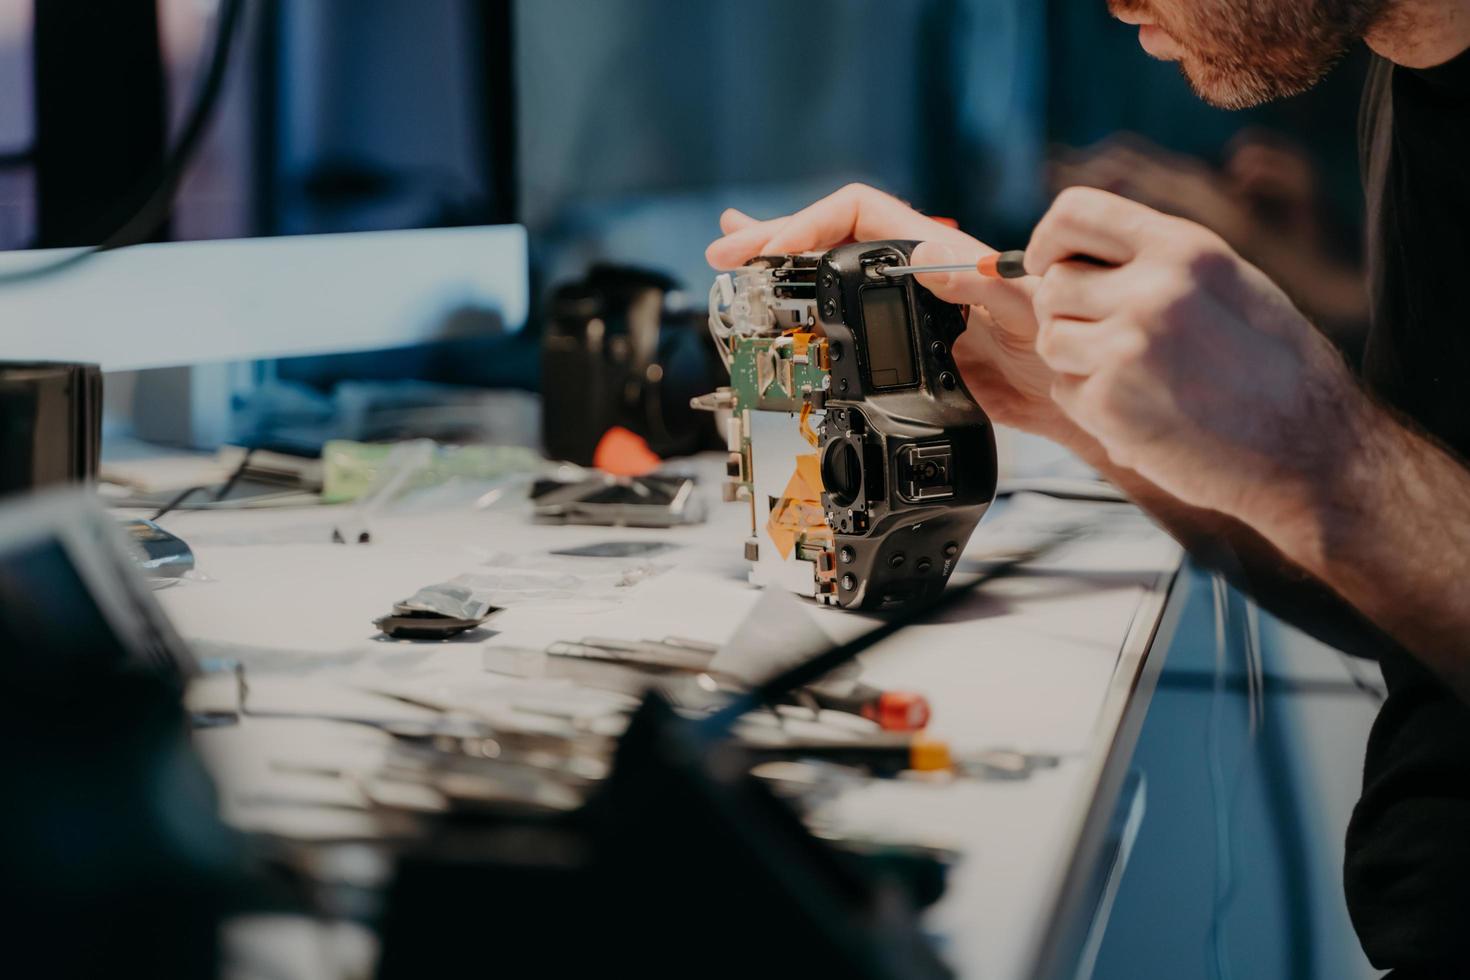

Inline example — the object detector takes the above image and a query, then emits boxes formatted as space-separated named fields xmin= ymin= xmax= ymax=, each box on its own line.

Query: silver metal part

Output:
xmin=875 ymin=263 xmax=978 ymax=277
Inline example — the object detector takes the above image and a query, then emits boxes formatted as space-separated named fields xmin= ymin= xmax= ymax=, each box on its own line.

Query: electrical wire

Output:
xmin=1205 ymin=578 xmax=1271 ymax=980
xmin=149 ymin=448 xmax=258 ymax=522
xmin=707 ymin=278 xmax=735 ymax=368
xmin=1205 ymin=574 xmax=1237 ymax=980
xmin=0 ymin=0 xmax=246 ymax=287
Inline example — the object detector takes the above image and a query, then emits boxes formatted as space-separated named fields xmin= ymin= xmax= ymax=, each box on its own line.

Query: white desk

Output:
xmin=152 ymin=461 xmax=1182 ymax=980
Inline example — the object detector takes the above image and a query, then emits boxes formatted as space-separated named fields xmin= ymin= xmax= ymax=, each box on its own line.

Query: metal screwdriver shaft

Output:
xmin=879 ymin=249 xmax=1029 ymax=280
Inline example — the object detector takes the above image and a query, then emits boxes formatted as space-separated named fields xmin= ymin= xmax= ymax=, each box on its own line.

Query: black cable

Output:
xmin=0 ymin=0 xmax=246 ymax=287
xmin=149 ymin=447 xmax=257 ymax=521
xmin=701 ymin=526 xmax=1085 ymax=735
xmin=149 ymin=485 xmax=211 ymax=522
xmin=214 ymin=447 xmax=257 ymax=502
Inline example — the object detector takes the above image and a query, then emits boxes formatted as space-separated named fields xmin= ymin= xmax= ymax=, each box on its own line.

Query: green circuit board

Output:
xmin=729 ymin=334 xmax=830 ymax=415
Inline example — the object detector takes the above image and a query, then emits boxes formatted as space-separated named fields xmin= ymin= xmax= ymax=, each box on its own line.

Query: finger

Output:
xmin=1032 ymin=261 xmax=1124 ymax=324
xmin=1035 ymin=318 xmax=1106 ymax=376
xmin=1026 ymin=187 xmax=1159 ymax=276
xmin=719 ymin=208 xmax=761 ymax=234
xmin=760 ymin=183 xmax=967 ymax=255
xmin=909 ymin=240 xmax=1037 ymax=332
xmin=706 ymin=219 xmax=792 ymax=269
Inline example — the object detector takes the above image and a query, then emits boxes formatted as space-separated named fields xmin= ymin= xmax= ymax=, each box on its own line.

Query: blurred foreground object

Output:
xmin=1052 ymin=133 xmax=1368 ymax=353
xmin=0 ymin=491 xmax=237 ymax=979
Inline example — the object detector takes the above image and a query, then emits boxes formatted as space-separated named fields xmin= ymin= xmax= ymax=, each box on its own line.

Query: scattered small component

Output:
xmin=530 ymin=473 xmax=704 ymax=527
xmin=484 ymin=630 xmax=933 ymax=736
xmin=550 ymin=540 xmax=677 ymax=558
xmin=399 ymin=576 xmax=502 ymax=620
xmin=741 ymin=733 xmax=954 ymax=778
xmin=373 ymin=607 xmax=494 ymax=640
xmin=551 ymin=637 xmax=715 ymax=672
xmin=375 ymin=576 xmax=503 ymax=640
xmin=809 ymin=683 xmax=931 ymax=732
xmin=119 ymin=518 xmax=196 ymax=578
xmin=955 ymin=749 xmax=1062 ymax=781
xmin=330 ymin=526 xmax=372 ymax=544
xmin=743 ymin=735 xmax=1062 ymax=782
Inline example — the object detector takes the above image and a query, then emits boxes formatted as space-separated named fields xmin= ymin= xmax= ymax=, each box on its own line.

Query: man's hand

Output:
xmin=1050 ymin=134 xmax=1368 ymax=336
xmin=1026 ymin=186 xmax=1369 ymax=539
xmin=705 ymin=183 xmax=1082 ymax=445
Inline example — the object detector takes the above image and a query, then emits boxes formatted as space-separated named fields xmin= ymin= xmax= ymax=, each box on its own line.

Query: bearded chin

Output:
xmin=1180 ymin=48 xmax=1343 ymax=110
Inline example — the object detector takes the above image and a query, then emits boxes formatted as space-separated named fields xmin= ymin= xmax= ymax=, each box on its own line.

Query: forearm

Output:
xmin=1066 ymin=395 xmax=1470 ymax=699
xmin=1247 ymin=401 xmax=1470 ymax=701
xmin=1064 ymin=434 xmax=1396 ymax=659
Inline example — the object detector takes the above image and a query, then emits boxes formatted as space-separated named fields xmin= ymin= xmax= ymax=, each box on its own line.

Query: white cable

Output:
xmin=1207 ymin=573 xmax=1236 ymax=980
xmin=707 ymin=279 xmax=733 ymax=369
xmin=1244 ymin=597 xmax=1264 ymax=737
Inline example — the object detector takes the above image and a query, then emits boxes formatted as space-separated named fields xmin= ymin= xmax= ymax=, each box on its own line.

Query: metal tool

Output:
xmin=878 ymin=249 xmax=1029 ymax=279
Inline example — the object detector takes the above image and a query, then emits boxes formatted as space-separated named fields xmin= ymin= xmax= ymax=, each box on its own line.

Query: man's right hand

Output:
xmin=705 ymin=183 xmax=1083 ymax=447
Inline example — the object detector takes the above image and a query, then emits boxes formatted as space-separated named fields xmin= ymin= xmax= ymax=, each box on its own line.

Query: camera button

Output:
xmin=944 ymin=541 xmax=959 ymax=558
xmin=841 ymin=573 xmax=857 ymax=591
xmin=889 ymin=553 xmax=906 ymax=569
xmin=916 ymin=558 xmax=933 ymax=574
xmin=839 ymin=546 xmax=855 ymax=565
xmin=939 ymin=371 xmax=957 ymax=390
xmin=930 ymin=340 xmax=947 ymax=358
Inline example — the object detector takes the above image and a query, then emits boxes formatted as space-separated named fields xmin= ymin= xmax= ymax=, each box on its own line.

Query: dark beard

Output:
xmin=1110 ymin=0 xmax=1391 ymax=109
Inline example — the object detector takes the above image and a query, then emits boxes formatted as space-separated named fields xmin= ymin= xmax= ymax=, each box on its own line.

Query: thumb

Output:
xmin=911 ymin=241 xmax=1037 ymax=330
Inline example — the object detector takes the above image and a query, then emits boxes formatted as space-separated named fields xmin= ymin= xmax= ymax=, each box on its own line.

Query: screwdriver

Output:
xmin=879 ymin=249 xmax=1029 ymax=280
xmin=742 ymin=735 xmax=1063 ymax=780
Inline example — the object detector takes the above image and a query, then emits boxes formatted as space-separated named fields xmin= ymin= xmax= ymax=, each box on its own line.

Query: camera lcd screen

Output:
xmin=859 ymin=287 xmax=917 ymax=389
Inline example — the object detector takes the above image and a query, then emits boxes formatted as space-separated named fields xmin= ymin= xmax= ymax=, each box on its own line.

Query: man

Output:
xmin=707 ymin=0 xmax=1470 ymax=974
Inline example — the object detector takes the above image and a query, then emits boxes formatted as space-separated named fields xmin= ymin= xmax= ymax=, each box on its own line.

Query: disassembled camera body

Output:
xmin=697 ymin=241 xmax=998 ymax=609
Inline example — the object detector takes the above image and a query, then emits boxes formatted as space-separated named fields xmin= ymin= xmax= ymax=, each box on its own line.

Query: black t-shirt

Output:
xmin=1344 ymin=45 xmax=1470 ymax=972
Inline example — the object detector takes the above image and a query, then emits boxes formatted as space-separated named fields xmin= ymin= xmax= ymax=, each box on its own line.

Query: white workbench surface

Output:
xmin=151 ymin=465 xmax=1181 ymax=980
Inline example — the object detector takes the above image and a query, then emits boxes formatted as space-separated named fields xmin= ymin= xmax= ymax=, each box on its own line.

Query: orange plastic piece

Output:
xmin=766 ymin=453 xmax=828 ymax=559
xmin=593 ymin=426 xmax=661 ymax=477
xmin=868 ymin=692 xmax=932 ymax=732
xmin=909 ymin=736 xmax=954 ymax=772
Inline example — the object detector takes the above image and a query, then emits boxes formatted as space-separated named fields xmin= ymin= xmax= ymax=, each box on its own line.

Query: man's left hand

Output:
xmin=1026 ymin=187 xmax=1368 ymax=536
